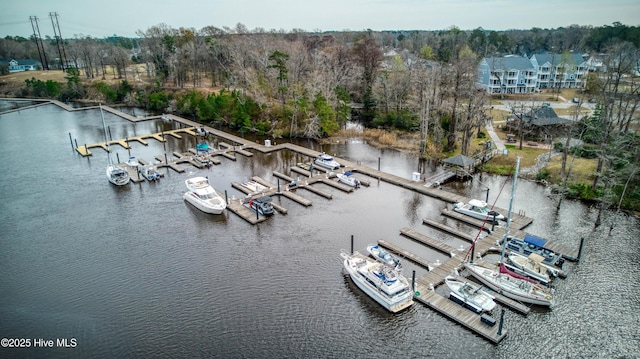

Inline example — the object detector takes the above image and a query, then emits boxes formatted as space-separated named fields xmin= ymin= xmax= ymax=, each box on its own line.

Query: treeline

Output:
xmin=4 ymin=22 xmax=639 ymax=214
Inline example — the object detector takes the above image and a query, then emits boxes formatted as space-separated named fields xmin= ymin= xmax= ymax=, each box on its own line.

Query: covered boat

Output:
xmin=340 ymin=251 xmax=414 ymax=313
xmin=244 ymin=196 xmax=274 ymax=216
xmin=444 ymin=276 xmax=496 ymax=313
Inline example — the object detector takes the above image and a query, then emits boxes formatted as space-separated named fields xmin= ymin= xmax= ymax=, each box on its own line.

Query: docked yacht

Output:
xmin=453 ymin=199 xmax=504 ymax=222
xmin=340 ymin=251 xmax=414 ymax=313
xmin=183 ymin=177 xmax=227 ymax=214
xmin=314 ymin=153 xmax=340 ymax=170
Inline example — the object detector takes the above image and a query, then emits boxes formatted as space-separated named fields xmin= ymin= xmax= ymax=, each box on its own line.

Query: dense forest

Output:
xmin=1 ymin=22 xmax=639 ymax=215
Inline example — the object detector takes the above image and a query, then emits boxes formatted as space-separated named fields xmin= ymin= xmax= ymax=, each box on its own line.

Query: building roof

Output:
xmin=482 ymin=56 xmax=534 ymax=71
xmin=523 ymin=105 xmax=571 ymax=126
xmin=531 ymin=53 xmax=585 ymax=67
xmin=442 ymin=154 xmax=476 ymax=167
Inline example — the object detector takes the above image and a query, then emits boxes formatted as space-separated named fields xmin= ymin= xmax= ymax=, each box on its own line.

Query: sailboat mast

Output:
xmin=99 ymin=104 xmax=113 ymax=164
xmin=499 ymin=157 xmax=521 ymax=264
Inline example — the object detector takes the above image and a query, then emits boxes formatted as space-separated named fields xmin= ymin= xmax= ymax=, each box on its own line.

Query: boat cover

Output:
xmin=523 ymin=234 xmax=547 ymax=248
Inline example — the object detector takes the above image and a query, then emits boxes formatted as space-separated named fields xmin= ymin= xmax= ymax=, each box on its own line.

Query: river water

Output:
xmin=0 ymin=102 xmax=638 ymax=359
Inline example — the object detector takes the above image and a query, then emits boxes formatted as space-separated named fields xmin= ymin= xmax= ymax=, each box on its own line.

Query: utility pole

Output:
xmin=29 ymin=16 xmax=49 ymax=70
xmin=49 ymin=12 xmax=68 ymax=70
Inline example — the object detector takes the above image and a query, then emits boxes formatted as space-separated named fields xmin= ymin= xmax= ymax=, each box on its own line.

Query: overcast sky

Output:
xmin=1 ymin=0 xmax=638 ymax=38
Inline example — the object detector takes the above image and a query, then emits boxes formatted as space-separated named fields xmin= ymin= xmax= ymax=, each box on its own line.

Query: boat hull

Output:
xmin=183 ymin=192 xmax=226 ymax=214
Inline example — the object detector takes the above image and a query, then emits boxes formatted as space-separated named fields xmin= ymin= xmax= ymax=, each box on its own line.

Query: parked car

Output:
xmin=572 ymin=98 xmax=580 ymax=103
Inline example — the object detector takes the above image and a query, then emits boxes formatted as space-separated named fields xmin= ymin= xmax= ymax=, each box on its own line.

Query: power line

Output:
xmin=49 ymin=12 xmax=68 ymax=70
xmin=29 ymin=16 xmax=49 ymax=70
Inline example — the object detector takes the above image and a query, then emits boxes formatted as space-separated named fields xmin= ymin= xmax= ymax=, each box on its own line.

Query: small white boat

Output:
xmin=107 ymin=163 xmax=130 ymax=186
xmin=183 ymin=177 xmax=227 ymax=214
xmin=244 ymin=196 xmax=274 ymax=216
xmin=314 ymin=153 xmax=340 ymax=170
xmin=194 ymin=154 xmax=213 ymax=167
xmin=366 ymin=245 xmax=401 ymax=269
xmin=444 ymin=276 xmax=496 ymax=313
xmin=453 ymin=199 xmax=505 ymax=222
xmin=465 ymin=262 xmax=554 ymax=307
xmin=242 ymin=180 xmax=268 ymax=194
xmin=140 ymin=165 xmax=161 ymax=181
xmin=340 ymin=251 xmax=414 ymax=313
xmin=126 ymin=156 xmax=140 ymax=168
xmin=507 ymin=252 xmax=561 ymax=282
xmin=336 ymin=171 xmax=361 ymax=187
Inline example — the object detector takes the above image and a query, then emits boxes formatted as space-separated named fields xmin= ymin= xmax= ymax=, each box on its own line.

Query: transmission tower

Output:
xmin=29 ymin=16 xmax=49 ymax=70
xmin=49 ymin=12 xmax=68 ymax=70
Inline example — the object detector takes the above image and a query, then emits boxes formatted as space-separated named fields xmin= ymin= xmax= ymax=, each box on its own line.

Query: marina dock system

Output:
xmin=31 ymin=99 xmax=584 ymax=344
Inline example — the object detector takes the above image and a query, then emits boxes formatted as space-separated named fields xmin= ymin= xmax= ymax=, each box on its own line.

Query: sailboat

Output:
xmin=464 ymin=157 xmax=554 ymax=307
xmin=100 ymin=104 xmax=130 ymax=186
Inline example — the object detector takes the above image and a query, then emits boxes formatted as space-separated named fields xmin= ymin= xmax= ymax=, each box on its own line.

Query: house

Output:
xmin=0 ymin=59 xmax=41 ymax=72
xmin=477 ymin=56 xmax=537 ymax=94
xmin=530 ymin=53 xmax=589 ymax=89
xmin=505 ymin=103 xmax=572 ymax=140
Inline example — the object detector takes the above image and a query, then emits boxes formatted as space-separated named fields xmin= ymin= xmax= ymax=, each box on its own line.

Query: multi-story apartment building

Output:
xmin=477 ymin=53 xmax=590 ymax=94
xmin=477 ymin=56 xmax=537 ymax=94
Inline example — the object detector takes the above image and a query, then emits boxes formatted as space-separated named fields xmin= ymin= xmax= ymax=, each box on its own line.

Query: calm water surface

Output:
xmin=0 ymin=102 xmax=638 ymax=358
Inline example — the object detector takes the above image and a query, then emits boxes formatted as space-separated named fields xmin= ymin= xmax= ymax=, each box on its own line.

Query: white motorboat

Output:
xmin=183 ymin=177 xmax=227 ymax=214
xmin=314 ymin=153 xmax=340 ymax=170
xmin=366 ymin=244 xmax=401 ymax=269
xmin=453 ymin=199 xmax=505 ymax=222
xmin=465 ymin=262 xmax=554 ymax=307
xmin=242 ymin=180 xmax=268 ymax=194
xmin=340 ymin=251 xmax=414 ymax=313
xmin=507 ymin=252 xmax=562 ymax=282
xmin=244 ymin=196 xmax=274 ymax=216
xmin=100 ymin=104 xmax=129 ymax=186
xmin=141 ymin=165 xmax=161 ymax=181
xmin=336 ymin=171 xmax=361 ymax=187
xmin=126 ymin=156 xmax=140 ymax=168
xmin=444 ymin=276 xmax=496 ymax=313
